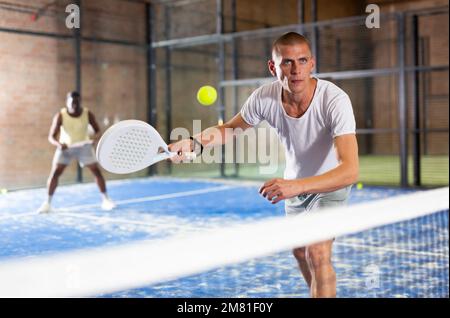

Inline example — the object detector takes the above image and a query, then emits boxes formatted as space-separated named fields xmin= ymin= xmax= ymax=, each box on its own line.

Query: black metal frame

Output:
xmin=1 ymin=1 xmax=448 ymax=187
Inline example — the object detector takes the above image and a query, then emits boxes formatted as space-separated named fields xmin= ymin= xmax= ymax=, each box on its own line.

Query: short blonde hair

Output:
xmin=272 ymin=32 xmax=312 ymax=58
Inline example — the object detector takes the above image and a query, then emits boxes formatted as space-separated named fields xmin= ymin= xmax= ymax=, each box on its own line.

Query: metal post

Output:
xmin=297 ymin=0 xmax=305 ymax=24
xmin=297 ymin=0 xmax=305 ymax=35
xmin=421 ymin=37 xmax=429 ymax=155
xmin=164 ymin=5 xmax=173 ymax=174
xmin=412 ymin=14 xmax=421 ymax=186
xmin=216 ymin=0 xmax=226 ymax=177
xmin=75 ymin=0 xmax=83 ymax=183
xmin=231 ymin=0 xmax=239 ymax=177
xmin=311 ymin=0 xmax=319 ymax=72
xmin=146 ymin=2 xmax=157 ymax=176
xmin=360 ymin=37 xmax=374 ymax=156
xmin=397 ymin=13 xmax=408 ymax=187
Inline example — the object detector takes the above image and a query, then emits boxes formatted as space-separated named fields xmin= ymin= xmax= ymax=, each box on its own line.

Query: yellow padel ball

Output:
xmin=197 ymin=85 xmax=217 ymax=106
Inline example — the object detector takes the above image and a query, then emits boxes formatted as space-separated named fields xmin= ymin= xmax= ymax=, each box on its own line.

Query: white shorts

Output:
xmin=284 ymin=185 xmax=352 ymax=217
xmin=52 ymin=143 xmax=97 ymax=167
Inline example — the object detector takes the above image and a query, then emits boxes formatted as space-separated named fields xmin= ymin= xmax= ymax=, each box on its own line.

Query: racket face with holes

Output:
xmin=96 ymin=120 xmax=170 ymax=174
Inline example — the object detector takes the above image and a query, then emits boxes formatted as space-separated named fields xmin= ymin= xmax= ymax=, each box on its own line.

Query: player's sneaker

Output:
xmin=37 ymin=202 xmax=51 ymax=214
xmin=101 ymin=197 xmax=116 ymax=211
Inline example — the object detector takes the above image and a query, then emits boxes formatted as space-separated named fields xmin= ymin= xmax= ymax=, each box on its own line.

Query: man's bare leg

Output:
xmin=86 ymin=163 xmax=106 ymax=193
xmin=292 ymin=247 xmax=312 ymax=288
xmin=48 ymin=164 xmax=67 ymax=196
xmin=87 ymin=163 xmax=115 ymax=210
xmin=306 ymin=240 xmax=336 ymax=298
xmin=37 ymin=164 xmax=67 ymax=213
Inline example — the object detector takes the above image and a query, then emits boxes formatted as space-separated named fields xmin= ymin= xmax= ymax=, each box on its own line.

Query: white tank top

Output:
xmin=59 ymin=107 xmax=90 ymax=146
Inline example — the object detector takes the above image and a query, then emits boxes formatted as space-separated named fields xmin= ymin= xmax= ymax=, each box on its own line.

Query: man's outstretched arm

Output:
xmin=168 ymin=113 xmax=252 ymax=162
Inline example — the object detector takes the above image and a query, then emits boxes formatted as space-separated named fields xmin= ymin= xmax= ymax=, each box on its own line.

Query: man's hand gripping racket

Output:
xmin=96 ymin=120 xmax=196 ymax=174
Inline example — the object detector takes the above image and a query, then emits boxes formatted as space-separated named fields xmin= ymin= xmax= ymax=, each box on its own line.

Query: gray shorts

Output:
xmin=52 ymin=143 xmax=97 ymax=167
xmin=285 ymin=185 xmax=352 ymax=217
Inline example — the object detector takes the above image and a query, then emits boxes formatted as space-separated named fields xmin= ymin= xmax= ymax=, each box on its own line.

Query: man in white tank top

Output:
xmin=37 ymin=91 xmax=116 ymax=213
xmin=169 ymin=32 xmax=359 ymax=297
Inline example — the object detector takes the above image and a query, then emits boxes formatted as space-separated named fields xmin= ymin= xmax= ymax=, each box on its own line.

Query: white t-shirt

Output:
xmin=240 ymin=78 xmax=356 ymax=180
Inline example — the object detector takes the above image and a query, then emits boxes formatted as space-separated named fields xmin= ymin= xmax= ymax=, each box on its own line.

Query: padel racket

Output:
xmin=96 ymin=120 xmax=196 ymax=174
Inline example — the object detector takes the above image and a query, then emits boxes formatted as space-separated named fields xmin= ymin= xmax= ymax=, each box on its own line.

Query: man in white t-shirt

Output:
xmin=169 ymin=32 xmax=359 ymax=298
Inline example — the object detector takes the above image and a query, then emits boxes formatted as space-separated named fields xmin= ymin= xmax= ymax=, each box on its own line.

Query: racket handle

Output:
xmin=170 ymin=151 xmax=197 ymax=161
xmin=183 ymin=152 xmax=197 ymax=161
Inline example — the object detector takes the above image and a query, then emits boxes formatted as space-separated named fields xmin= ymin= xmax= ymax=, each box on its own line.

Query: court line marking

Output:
xmin=335 ymin=241 xmax=448 ymax=258
xmin=58 ymin=212 xmax=191 ymax=228
xmin=59 ymin=185 xmax=236 ymax=211
xmin=0 ymin=212 xmax=36 ymax=221
xmin=0 ymin=185 xmax=237 ymax=221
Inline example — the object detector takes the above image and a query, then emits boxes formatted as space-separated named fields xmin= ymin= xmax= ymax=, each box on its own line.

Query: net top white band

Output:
xmin=0 ymin=187 xmax=447 ymax=297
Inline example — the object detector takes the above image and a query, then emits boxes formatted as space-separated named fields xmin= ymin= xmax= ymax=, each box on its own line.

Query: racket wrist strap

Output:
xmin=190 ymin=136 xmax=203 ymax=154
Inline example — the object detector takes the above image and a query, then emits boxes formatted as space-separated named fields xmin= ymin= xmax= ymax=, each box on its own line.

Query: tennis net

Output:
xmin=0 ymin=187 xmax=447 ymax=297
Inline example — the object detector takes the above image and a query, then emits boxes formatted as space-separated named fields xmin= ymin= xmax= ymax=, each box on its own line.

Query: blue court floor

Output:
xmin=0 ymin=177 xmax=448 ymax=298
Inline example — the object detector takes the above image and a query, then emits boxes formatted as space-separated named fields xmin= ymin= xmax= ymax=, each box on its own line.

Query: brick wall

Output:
xmin=0 ymin=0 xmax=447 ymax=189
xmin=0 ymin=0 xmax=147 ymax=189
xmin=370 ymin=0 xmax=449 ymax=155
